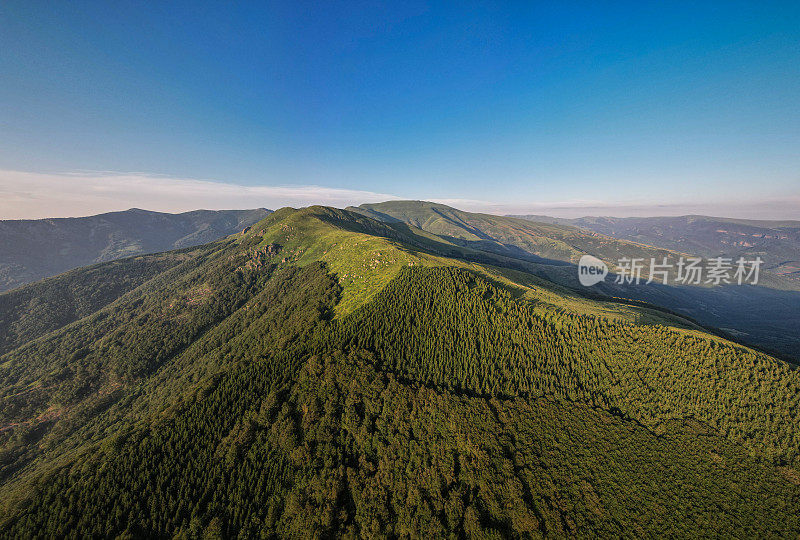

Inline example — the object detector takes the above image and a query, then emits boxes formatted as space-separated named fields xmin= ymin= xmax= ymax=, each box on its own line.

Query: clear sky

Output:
xmin=1 ymin=1 xmax=799 ymax=219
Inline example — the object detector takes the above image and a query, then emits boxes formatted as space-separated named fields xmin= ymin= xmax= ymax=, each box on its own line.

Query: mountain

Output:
xmin=352 ymin=201 xmax=800 ymax=361
xmin=0 ymin=207 xmax=272 ymax=292
xmin=512 ymin=214 xmax=800 ymax=279
xmin=351 ymin=200 xmax=680 ymax=268
xmin=0 ymin=246 xmax=215 ymax=358
xmin=1 ymin=205 xmax=799 ymax=537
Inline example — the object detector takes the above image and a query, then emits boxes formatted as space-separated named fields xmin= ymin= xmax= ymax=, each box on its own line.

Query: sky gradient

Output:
xmin=1 ymin=1 xmax=799 ymax=219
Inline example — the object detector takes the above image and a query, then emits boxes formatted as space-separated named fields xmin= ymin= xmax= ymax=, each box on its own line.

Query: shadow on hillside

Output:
xmin=321 ymin=208 xmax=800 ymax=364
xmin=317 ymin=211 xmax=572 ymax=268
xmin=580 ymin=268 xmax=800 ymax=364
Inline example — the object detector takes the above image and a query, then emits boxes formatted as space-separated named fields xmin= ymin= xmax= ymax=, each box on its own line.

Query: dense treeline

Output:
xmin=2 ymin=260 xmax=799 ymax=537
xmin=334 ymin=267 xmax=800 ymax=466
xmin=0 ymin=240 xmax=290 ymax=480
xmin=0 ymin=243 xmax=243 ymax=424
xmin=0 ymin=252 xmax=189 ymax=356
xmin=7 ymin=351 xmax=799 ymax=538
xmin=1 ymin=261 xmax=343 ymax=537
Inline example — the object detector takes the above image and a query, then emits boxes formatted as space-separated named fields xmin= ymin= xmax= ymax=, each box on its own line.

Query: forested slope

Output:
xmin=0 ymin=247 xmax=210 ymax=357
xmin=351 ymin=200 xmax=677 ymax=268
xmin=352 ymin=200 xmax=800 ymax=362
xmin=1 ymin=206 xmax=799 ymax=537
xmin=0 ymin=207 xmax=270 ymax=292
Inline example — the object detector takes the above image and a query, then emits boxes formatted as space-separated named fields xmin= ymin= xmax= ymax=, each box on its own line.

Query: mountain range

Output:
xmin=0 ymin=208 xmax=271 ymax=292
xmin=1 ymin=204 xmax=799 ymax=536
xmin=512 ymin=214 xmax=800 ymax=278
xmin=351 ymin=201 xmax=800 ymax=361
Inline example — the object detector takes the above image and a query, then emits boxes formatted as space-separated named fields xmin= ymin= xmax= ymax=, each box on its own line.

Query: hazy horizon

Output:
xmin=1 ymin=167 xmax=798 ymax=222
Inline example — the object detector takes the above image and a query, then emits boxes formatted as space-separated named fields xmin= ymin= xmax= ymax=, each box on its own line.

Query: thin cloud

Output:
xmin=1 ymin=169 xmax=798 ymax=221
xmin=0 ymin=170 xmax=401 ymax=219
xmin=434 ymin=197 xmax=800 ymax=220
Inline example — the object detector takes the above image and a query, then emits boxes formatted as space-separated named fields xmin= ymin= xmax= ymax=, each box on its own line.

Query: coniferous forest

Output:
xmin=1 ymin=207 xmax=799 ymax=537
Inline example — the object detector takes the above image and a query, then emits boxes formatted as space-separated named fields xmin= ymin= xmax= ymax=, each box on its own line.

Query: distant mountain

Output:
xmin=350 ymin=200 xmax=681 ymax=267
xmin=512 ymin=214 xmax=800 ymax=278
xmin=1 ymin=205 xmax=799 ymax=536
xmin=0 ymin=208 xmax=272 ymax=291
xmin=352 ymin=201 xmax=800 ymax=360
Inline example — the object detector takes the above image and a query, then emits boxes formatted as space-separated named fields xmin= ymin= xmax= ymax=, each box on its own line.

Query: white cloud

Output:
xmin=1 ymin=169 xmax=797 ymax=221
xmin=0 ymin=170 xmax=401 ymax=219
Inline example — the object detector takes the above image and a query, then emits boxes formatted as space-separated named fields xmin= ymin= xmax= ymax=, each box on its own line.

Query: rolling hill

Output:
xmin=0 ymin=207 xmax=272 ymax=292
xmin=352 ymin=201 xmax=800 ymax=361
xmin=1 ymin=206 xmax=799 ymax=537
xmin=350 ymin=200 xmax=679 ymax=268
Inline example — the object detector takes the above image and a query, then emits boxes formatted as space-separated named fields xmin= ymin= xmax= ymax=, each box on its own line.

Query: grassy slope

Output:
xmin=353 ymin=201 xmax=800 ymax=362
xmin=1 ymin=206 xmax=799 ymax=535
xmin=356 ymin=200 xmax=800 ymax=290
xmin=247 ymin=206 xmax=704 ymax=329
xmin=352 ymin=200 xmax=685 ymax=270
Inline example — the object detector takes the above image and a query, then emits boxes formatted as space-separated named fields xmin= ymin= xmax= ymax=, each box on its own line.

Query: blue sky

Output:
xmin=1 ymin=1 xmax=799 ymax=218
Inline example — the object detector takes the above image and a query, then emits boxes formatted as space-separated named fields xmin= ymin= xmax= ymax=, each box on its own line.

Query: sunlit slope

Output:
xmin=351 ymin=200 xmax=683 ymax=269
xmin=1 ymin=205 xmax=799 ymax=536
xmin=353 ymin=201 xmax=800 ymax=361
xmin=355 ymin=200 xmax=797 ymax=295
xmin=235 ymin=206 xmax=437 ymax=316
xmin=242 ymin=206 xmax=700 ymax=328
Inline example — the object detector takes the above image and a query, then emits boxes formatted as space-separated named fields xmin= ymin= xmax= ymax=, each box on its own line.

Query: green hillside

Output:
xmin=355 ymin=201 xmax=799 ymax=290
xmin=0 ymin=207 xmax=271 ymax=292
xmin=351 ymin=200 xmax=679 ymax=269
xmin=1 ymin=206 xmax=799 ymax=537
xmin=352 ymin=201 xmax=800 ymax=362
xmin=0 ymin=247 xmax=213 ymax=357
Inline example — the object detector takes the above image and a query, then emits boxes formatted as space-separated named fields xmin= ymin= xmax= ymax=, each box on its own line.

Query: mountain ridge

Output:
xmin=511 ymin=213 xmax=800 ymax=276
xmin=0 ymin=207 xmax=272 ymax=292
xmin=1 ymin=205 xmax=800 ymax=536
